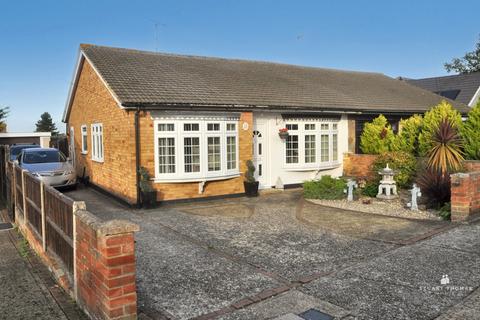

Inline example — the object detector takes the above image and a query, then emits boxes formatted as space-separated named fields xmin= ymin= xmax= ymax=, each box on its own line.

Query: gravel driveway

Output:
xmin=66 ymin=187 xmax=480 ymax=320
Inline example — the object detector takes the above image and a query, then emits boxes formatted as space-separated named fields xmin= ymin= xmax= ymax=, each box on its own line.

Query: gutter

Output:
xmin=134 ymin=107 xmax=141 ymax=208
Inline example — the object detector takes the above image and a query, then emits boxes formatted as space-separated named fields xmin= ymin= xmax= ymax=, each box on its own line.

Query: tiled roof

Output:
xmin=80 ymin=44 xmax=469 ymax=113
xmin=406 ymin=72 xmax=480 ymax=106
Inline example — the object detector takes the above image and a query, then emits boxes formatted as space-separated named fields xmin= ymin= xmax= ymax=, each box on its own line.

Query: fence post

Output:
xmin=72 ymin=201 xmax=86 ymax=302
xmin=21 ymin=169 xmax=27 ymax=225
xmin=40 ymin=181 xmax=46 ymax=251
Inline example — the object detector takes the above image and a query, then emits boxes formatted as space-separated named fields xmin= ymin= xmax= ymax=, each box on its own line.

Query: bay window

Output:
xmin=154 ymin=118 xmax=239 ymax=181
xmin=284 ymin=120 xmax=339 ymax=168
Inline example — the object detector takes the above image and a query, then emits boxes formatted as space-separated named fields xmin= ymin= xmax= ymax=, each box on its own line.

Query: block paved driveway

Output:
xmin=66 ymin=188 xmax=480 ymax=320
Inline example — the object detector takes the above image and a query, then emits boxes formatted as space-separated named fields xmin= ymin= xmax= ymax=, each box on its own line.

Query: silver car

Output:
xmin=17 ymin=148 xmax=77 ymax=188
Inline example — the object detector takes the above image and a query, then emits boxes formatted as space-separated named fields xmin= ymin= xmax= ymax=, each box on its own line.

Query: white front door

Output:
xmin=253 ymin=122 xmax=268 ymax=188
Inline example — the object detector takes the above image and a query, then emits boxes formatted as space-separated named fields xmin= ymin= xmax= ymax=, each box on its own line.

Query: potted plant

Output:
xmin=243 ymin=160 xmax=259 ymax=197
xmin=138 ymin=167 xmax=157 ymax=208
xmin=278 ymin=128 xmax=289 ymax=139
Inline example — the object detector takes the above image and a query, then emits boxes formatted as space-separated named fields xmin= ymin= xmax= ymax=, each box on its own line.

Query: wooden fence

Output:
xmin=5 ymin=160 xmax=14 ymax=221
xmin=8 ymin=161 xmax=76 ymax=274
xmin=14 ymin=165 xmax=24 ymax=219
xmin=24 ymin=172 xmax=43 ymax=238
xmin=45 ymin=187 xmax=74 ymax=273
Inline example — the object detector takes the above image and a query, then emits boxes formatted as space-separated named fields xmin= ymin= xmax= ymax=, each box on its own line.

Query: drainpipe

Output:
xmin=135 ymin=108 xmax=141 ymax=208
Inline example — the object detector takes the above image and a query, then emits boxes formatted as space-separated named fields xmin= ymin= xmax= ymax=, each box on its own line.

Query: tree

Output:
xmin=461 ymin=102 xmax=480 ymax=160
xmin=444 ymin=36 xmax=480 ymax=74
xmin=391 ymin=114 xmax=423 ymax=156
xmin=360 ymin=114 xmax=395 ymax=154
xmin=35 ymin=112 xmax=58 ymax=135
xmin=0 ymin=105 xmax=9 ymax=132
xmin=418 ymin=101 xmax=463 ymax=156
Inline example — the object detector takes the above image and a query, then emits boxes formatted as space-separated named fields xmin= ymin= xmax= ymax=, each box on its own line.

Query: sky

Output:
xmin=0 ymin=0 xmax=479 ymax=133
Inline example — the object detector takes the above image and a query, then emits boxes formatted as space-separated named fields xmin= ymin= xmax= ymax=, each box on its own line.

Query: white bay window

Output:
xmin=284 ymin=120 xmax=339 ymax=169
xmin=154 ymin=117 xmax=239 ymax=182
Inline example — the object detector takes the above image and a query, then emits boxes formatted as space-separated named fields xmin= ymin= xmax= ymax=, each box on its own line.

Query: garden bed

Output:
xmin=306 ymin=197 xmax=441 ymax=221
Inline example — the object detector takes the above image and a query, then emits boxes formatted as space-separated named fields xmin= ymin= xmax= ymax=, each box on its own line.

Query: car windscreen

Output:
xmin=11 ymin=145 xmax=37 ymax=157
xmin=23 ymin=150 xmax=66 ymax=164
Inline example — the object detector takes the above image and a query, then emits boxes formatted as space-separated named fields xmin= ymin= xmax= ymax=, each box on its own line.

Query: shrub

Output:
xmin=461 ymin=102 xmax=480 ymax=160
xmin=138 ymin=166 xmax=153 ymax=192
xmin=303 ymin=175 xmax=347 ymax=200
xmin=360 ymin=115 xmax=395 ymax=154
xmin=418 ymin=101 xmax=463 ymax=156
xmin=439 ymin=202 xmax=451 ymax=220
xmin=372 ymin=151 xmax=417 ymax=188
xmin=362 ymin=180 xmax=378 ymax=197
xmin=391 ymin=114 xmax=423 ymax=156
xmin=245 ymin=160 xmax=256 ymax=183
xmin=427 ymin=118 xmax=464 ymax=174
xmin=416 ymin=169 xmax=451 ymax=209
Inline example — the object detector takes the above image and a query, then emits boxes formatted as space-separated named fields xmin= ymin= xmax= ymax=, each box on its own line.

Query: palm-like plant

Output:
xmin=427 ymin=118 xmax=464 ymax=174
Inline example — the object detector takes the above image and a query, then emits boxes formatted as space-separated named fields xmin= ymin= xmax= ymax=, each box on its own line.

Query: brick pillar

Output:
xmin=451 ymin=172 xmax=480 ymax=222
xmin=75 ymin=210 xmax=139 ymax=320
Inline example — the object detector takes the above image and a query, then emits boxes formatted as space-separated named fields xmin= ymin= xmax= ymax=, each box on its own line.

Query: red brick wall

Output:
xmin=451 ymin=172 xmax=480 ymax=222
xmin=342 ymin=153 xmax=378 ymax=179
xmin=67 ymin=60 xmax=137 ymax=204
xmin=75 ymin=210 xmax=139 ymax=320
xmin=463 ymin=160 xmax=480 ymax=173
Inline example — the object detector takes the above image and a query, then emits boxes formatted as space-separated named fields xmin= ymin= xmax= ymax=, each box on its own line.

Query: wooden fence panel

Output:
xmin=14 ymin=165 xmax=24 ymax=218
xmin=44 ymin=186 xmax=74 ymax=273
xmin=5 ymin=162 xmax=14 ymax=221
xmin=24 ymin=172 xmax=42 ymax=237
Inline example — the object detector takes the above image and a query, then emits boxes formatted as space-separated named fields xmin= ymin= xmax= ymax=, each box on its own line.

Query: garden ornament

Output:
xmin=377 ymin=163 xmax=398 ymax=200
xmin=407 ymin=183 xmax=422 ymax=211
xmin=344 ymin=179 xmax=358 ymax=201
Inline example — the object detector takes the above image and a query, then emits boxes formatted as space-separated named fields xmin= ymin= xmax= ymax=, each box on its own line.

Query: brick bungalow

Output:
xmin=62 ymin=44 xmax=468 ymax=205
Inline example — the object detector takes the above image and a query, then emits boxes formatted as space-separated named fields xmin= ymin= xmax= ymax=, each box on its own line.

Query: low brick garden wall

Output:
xmin=9 ymin=163 xmax=140 ymax=320
xmin=75 ymin=210 xmax=139 ymax=320
xmin=342 ymin=153 xmax=378 ymax=179
xmin=451 ymin=172 xmax=480 ymax=222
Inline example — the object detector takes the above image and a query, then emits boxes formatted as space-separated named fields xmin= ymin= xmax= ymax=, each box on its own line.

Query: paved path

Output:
xmin=66 ymin=187 xmax=480 ymax=320
xmin=0 ymin=215 xmax=87 ymax=320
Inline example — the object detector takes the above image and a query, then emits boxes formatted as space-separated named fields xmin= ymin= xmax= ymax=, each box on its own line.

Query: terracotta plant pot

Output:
xmin=244 ymin=181 xmax=259 ymax=197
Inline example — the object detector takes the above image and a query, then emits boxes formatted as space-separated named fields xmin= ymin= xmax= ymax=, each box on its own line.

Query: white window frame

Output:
xmin=225 ymin=122 xmax=238 ymax=173
xmin=153 ymin=119 xmax=240 ymax=182
xmin=81 ymin=125 xmax=88 ymax=154
xmin=154 ymin=121 xmax=177 ymax=179
xmin=91 ymin=123 xmax=104 ymax=162
xmin=283 ymin=119 xmax=339 ymax=170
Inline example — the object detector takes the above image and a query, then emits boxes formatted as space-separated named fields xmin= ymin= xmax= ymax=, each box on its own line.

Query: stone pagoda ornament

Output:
xmin=376 ymin=164 xmax=398 ymax=200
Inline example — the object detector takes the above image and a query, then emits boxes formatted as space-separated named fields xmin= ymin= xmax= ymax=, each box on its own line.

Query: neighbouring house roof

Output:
xmin=405 ymin=72 xmax=480 ymax=107
xmin=63 ymin=44 xmax=469 ymax=122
